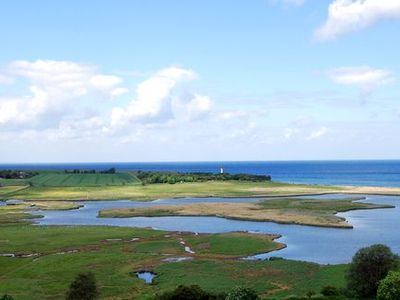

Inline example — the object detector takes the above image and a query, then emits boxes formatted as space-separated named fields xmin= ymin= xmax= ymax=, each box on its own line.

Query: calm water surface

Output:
xmin=31 ymin=194 xmax=400 ymax=264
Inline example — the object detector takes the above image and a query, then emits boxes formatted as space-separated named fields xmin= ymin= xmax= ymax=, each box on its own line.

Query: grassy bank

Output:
xmin=99 ymin=197 xmax=393 ymax=228
xmin=3 ymin=179 xmax=400 ymax=202
xmin=0 ymin=224 xmax=347 ymax=299
xmin=1 ymin=181 xmax=345 ymax=201
xmin=0 ymin=200 xmax=84 ymax=226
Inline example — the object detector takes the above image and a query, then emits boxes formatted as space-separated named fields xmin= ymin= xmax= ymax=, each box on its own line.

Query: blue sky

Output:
xmin=0 ymin=0 xmax=399 ymax=162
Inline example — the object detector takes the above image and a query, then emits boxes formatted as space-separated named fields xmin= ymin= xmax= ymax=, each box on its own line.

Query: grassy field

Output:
xmin=185 ymin=232 xmax=285 ymax=256
xmin=99 ymin=196 xmax=393 ymax=228
xmin=1 ymin=181 xmax=345 ymax=201
xmin=28 ymin=172 xmax=141 ymax=187
xmin=0 ymin=185 xmax=27 ymax=197
xmin=0 ymin=178 xmax=30 ymax=186
xmin=0 ymin=224 xmax=347 ymax=299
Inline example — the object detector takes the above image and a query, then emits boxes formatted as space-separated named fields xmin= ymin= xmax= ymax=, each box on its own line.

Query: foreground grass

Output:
xmin=2 ymin=181 xmax=344 ymax=201
xmin=0 ymin=225 xmax=347 ymax=299
xmin=99 ymin=197 xmax=393 ymax=228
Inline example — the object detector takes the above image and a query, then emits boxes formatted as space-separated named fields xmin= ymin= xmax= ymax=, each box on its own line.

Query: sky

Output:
xmin=0 ymin=0 xmax=400 ymax=162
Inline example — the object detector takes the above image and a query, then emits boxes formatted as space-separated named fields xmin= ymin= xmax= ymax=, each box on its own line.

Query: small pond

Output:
xmin=136 ymin=271 xmax=156 ymax=284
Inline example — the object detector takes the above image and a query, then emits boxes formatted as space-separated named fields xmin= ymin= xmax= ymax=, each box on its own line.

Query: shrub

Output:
xmin=156 ymin=285 xmax=225 ymax=300
xmin=0 ymin=295 xmax=15 ymax=300
xmin=346 ymin=244 xmax=398 ymax=298
xmin=377 ymin=271 xmax=400 ymax=300
xmin=226 ymin=286 xmax=259 ymax=300
xmin=320 ymin=286 xmax=339 ymax=296
xmin=66 ymin=272 xmax=99 ymax=300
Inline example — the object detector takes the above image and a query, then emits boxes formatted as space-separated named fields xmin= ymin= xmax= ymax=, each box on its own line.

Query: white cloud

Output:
xmin=110 ymin=66 xmax=198 ymax=129
xmin=0 ymin=59 xmax=126 ymax=128
xmin=328 ymin=66 xmax=394 ymax=91
xmin=307 ymin=127 xmax=328 ymax=140
xmin=0 ymin=61 xmax=220 ymax=144
xmin=284 ymin=127 xmax=300 ymax=139
xmin=316 ymin=0 xmax=400 ymax=41
xmin=185 ymin=94 xmax=212 ymax=121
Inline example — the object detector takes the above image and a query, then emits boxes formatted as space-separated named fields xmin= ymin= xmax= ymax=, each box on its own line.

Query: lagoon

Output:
xmin=31 ymin=194 xmax=400 ymax=264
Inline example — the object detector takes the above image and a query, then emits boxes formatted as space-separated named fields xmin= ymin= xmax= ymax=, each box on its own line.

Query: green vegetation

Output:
xmin=0 ymin=186 xmax=27 ymax=196
xmin=136 ymin=171 xmax=271 ymax=184
xmin=186 ymin=232 xmax=284 ymax=256
xmin=99 ymin=197 xmax=393 ymax=228
xmin=1 ymin=180 xmax=343 ymax=201
xmin=377 ymin=271 xmax=400 ymax=300
xmin=320 ymin=285 xmax=339 ymax=297
xmin=156 ymin=285 xmax=226 ymax=300
xmin=66 ymin=272 xmax=99 ymax=300
xmin=347 ymin=244 xmax=399 ymax=298
xmin=0 ymin=201 xmax=82 ymax=226
xmin=0 ymin=224 xmax=347 ymax=299
xmin=0 ymin=170 xmax=38 ymax=180
xmin=226 ymin=286 xmax=259 ymax=300
xmin=28 ymin=172 xmax=140 ymax=187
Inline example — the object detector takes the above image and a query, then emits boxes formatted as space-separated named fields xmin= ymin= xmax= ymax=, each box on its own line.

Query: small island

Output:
xmin=99 ymin=196 xmax=393 ymax=228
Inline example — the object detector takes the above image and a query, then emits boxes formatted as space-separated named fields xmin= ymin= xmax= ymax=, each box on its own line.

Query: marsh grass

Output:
xmin=99 ymin=197 xmax=393 ymax=228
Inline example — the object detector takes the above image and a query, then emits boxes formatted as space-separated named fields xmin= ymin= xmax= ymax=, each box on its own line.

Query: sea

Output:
xmin=1 ymin=160 xmax=400 ymax=187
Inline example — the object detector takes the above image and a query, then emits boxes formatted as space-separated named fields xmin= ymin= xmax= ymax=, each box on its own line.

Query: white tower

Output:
xmin=220 ymin=167 xmax=224 ymax=174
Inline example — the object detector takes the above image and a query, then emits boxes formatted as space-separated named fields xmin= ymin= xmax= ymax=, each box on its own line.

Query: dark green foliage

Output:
xmin=0 ymin=295 xmax=14 ymax=300
xmin=136 ymin=171 xmax=271 ymax=184
xmin=377 ymin=271 xmax=400 ymax=300
xmin=347 ymin=244 xmax=398 ymax=298
xmin=226 ymin=286 xmax=259 ymax=300
xmin=156 ymin=285 xmax=225 ymax=300
xmin=66 ymin=272 xmax=99 ymax=300
xmin=269 ymin=256 xmax=284 ymax=261
xmin=305 ymin=290 xmax=315 ymax=299
xmin=0 ymin=170 xmax=38 ymax=179
xmin=320 ymin=285 xmax=339 ymax=296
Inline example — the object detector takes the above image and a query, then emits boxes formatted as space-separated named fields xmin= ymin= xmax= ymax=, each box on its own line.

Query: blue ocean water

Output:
xmin=1 ymin=160 xmax=400 ymax=187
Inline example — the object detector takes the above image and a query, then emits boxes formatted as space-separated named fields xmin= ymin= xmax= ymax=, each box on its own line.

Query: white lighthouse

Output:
xmin=220 ymin=167 xmax=224 ymax=174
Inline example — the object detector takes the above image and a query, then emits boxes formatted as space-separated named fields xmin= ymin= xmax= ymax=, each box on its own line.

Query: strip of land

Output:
xmin=2 ymin=170 xmax=400 ymax=201
xmin=3 ymin=181 xmax=400 ymax=202
xmin=0 ymin=201 xmax=83 ymax=225
xmin=99 ymin=197 xmax=393 ymax=228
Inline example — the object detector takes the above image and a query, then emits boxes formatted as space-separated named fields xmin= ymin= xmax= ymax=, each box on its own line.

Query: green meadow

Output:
xmin=28 ymin=172 xmax=141 ymax=187
xmin=0 ymin=225 xmax=347 ymax=300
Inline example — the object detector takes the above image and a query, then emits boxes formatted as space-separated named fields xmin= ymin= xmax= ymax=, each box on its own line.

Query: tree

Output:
xmin=226 ymin=286 xmax=259 ymax=300
xmin=66 ymin=272 xmax=99 ymax=300
xmin=377 ymin=271 xmax=400 ymax=300
xmin=347 ymin=244 xmax=398 ymax=298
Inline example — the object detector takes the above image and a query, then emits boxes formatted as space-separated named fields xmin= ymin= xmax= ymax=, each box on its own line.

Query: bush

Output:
xmin=226 ymin=286 xmax=259 ymax=300
xmin=156 ymin=285 xmax=225 ymax=300
xmin=320 ymin=286 xmax=339 ymax=296
xmin=346 ymin=244 xmax=398 ymax=298
xmin=66 ymin=272 xmax=99 ymax=300
xmin=377 ymin=271 xmax=400 ymax=300
xmin=0 ymin=295 xmax=14 ymax=300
